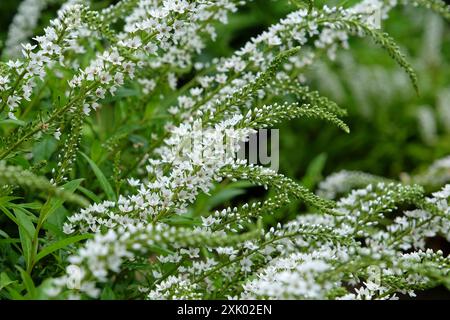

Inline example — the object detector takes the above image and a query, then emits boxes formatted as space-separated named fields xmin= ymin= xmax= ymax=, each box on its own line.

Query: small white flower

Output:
xmin=240 ymin=257 xmax=253 ymax=272
xmin=127 ymin=178 xmax=140 ymax=187
xmin=54 ymin=128 xmax=61 ymax=140
xmin=63 ymin=223 xmax=75 ymax=234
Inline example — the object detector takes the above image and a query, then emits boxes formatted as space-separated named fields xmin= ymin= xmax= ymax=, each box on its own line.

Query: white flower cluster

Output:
xmin=0 ymin=2 xmax=85 ymax=120
xmin=54 ymin=177 xmax=450 ymax=300
xmin=239 ymin=183 xmax=450 ymax=300
xmin=63 ymin=115 xmax=253 ymax=234
xmin=49 ymin=0 xmax=450 ymax=300
xmin=1 ymin=0 xmax=448 ymax=300
xmin=0 ymin=0 xmax=244 ymax=121
xmin=50 ymin=220 xmax=260 ymax=298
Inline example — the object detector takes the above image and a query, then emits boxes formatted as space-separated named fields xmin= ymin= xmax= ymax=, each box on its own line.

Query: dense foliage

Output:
xmin=0 ymin=0 xmax=449 ymax=300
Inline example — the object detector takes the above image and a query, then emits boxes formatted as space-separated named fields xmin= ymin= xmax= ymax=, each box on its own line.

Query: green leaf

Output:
xmin=14 ymin=208 xmax=35 ymax=270
xmin=46 ymin=206 xmax=69 ymax=233
xmin=77 ymin=185 xmax=102 ymax=203
xmin=18 ymin=202 xmax=43 ymax=210
xmin=7 ymin=288 xmax=26 ymax=300
xmin=291 ymin=0 xmax=314 ymax=13
xmin=80 ymin=151 xmax=117 ymax=201
xmin=0 ymin=205 xmax=19 ymax=225
xmin=0 ymin=272 xmax=17 ymax=292
xmin=102 ymin=87 xmax=139 ymax=103
xmin=147 ymin=245 xmax=175 ymax=256
xmin=32 ymin=137 xmax=58 ymax=163
xmin=42 ymin=222 xmax=66 ymax=239
xmin=0 ymin=119 xmax=26 ymax=126
xmin=0 ymin=229 xmax=9 ymax=238
xmin=39 ymin=179 xmax=84 ymax=226
xmin=34 ymin=234 xmax=92 ymax=264
xmin=0 ymin=238 xmax=20 ymax=245
xmin=0 ymin=162 xmax=88 ymax=207
xmin=0 ymin=196 xmax=22 ymax=206
xmin=100 ymin=285 xmax=116 ymax=300
xmin=164 ymin=215 xmax=201 ymax=227
xmin=8 ymin=156 xmax=30 ymax=169
xmin=207 ymin=188 xmax=247 ymax=209
xmin=18 ymin=267 xmax=37 ymax=299
xmin=0 ymin=226 xmax=20 ymax=244
xmin=14 ymin=208 xmax=35 ymax=241
xmin=301 ymin=153 xmax=327 ymax=190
